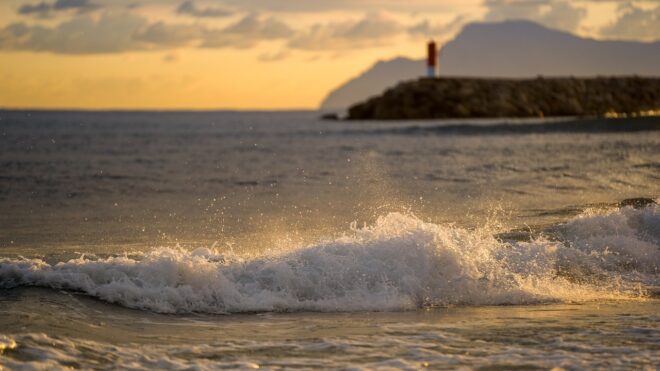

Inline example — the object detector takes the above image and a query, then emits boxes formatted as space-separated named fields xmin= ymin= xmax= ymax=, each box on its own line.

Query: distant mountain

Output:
xmin=320 ymin=20 xmax=660 ymax=110
xmin=320 ymin=57 xmax=420 ymax=112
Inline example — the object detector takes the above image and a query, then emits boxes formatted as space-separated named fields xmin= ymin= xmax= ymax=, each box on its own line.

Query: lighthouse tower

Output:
xmin=427 ymin=40 xmax=437 ymax=78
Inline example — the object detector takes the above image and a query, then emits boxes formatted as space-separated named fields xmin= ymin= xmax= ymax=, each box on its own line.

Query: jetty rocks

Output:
xmin=347 ymin=77 xmax=660 ymax=120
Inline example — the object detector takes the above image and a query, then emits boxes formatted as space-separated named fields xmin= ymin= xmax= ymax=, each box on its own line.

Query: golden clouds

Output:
xmin=0 ymin=0 xmax=657 ymax=110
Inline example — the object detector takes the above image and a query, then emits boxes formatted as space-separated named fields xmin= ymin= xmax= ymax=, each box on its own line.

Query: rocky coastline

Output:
xmin=346 ymin=77 xmax=660 ymax=120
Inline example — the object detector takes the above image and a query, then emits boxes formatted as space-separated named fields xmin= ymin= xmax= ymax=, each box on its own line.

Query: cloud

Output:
xmin=408 ymin=14 xmax=469 ymax=38
xmin=217 ymin=0 xmax=466 ymax=13
xmin=257 ymin=49 xmax=289 ymax=62
xmin=17 ymin=2 xmax=52 ymax=18
xmin=134 ymin=21 xmax=203 ymax=47
xmin=599 ymin=3 xmax=659 ymax=41
xmin=2 ymin=10 xmax=402 ymax=55
xmin=54 ymin=0 xmax=99 ymax=11
xmin=483 ymin=0 xmax=587 ymax=32
xmin=0 ymin=11 xmax=293 ymax=54
xmin=536 ymin=1 xmax=587 ymax=32
xmin=288 ymin=13 xmax=402 ymax=51
xmin=201 ymin=14 xmax=293 ymax=48
xmin=1 ymin=13 xmax=146 ymax=53
xmin=18 ymin=0 xmax=100 ymax=18
xmin=176 ymin=1 xmax=231 ymax=18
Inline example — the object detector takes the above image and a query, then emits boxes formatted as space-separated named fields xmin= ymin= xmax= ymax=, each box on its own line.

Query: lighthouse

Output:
xmin=427 ymin=40 xmax=437 ymax=78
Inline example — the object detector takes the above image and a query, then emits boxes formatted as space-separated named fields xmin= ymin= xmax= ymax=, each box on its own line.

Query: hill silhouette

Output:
xmin=320 ymin=20 xmax=660 ymax=110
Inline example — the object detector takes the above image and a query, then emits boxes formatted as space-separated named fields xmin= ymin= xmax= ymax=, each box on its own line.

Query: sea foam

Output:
xmin=0 ymin=205 xmax=657 ymax=313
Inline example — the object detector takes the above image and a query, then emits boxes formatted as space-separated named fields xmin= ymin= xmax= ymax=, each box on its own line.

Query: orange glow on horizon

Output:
xmin=0 ymin=0 xmax=651 ymax=110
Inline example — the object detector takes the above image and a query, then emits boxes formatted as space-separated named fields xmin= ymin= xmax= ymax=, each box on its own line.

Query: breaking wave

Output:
xmin=0 ymin=204 xmax=657 ymax=313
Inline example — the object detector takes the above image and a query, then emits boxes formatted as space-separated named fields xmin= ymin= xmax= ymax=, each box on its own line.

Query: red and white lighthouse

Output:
xmin=427 ymin=40 xmax=437 ymax=78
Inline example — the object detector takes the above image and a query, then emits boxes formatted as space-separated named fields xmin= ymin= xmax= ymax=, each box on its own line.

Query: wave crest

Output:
xmin=1 ymin=205 xmax=657 ymax=313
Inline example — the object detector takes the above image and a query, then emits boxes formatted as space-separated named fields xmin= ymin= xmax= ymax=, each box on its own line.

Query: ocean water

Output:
xmin=0 ymin=110 xmax=658 ymax=369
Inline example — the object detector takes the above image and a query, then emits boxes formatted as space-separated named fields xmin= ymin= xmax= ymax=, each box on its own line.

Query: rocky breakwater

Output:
xmin=347 ymin=77 xmax=660 ymax=120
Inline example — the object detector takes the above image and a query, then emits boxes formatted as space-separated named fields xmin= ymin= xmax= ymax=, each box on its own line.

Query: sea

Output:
xmin=0 ymin=110 xmax=658 ymax=369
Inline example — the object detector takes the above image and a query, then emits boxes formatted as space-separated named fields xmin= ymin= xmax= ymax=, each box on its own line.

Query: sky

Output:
xmin=0 ymin=0 xmax=658 ymax=110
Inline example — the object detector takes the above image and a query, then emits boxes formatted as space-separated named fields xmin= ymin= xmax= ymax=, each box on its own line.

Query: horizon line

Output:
xmin=0 ymin=107 xmax=326 ymax=113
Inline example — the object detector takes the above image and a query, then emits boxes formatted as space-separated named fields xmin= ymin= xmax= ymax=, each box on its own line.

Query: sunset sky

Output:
xmin=1 ymin=0 xmax=658 ymax=110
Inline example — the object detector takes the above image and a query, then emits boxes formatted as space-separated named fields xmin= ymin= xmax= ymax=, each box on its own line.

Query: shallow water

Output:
xmin=0 ymin=111 xmax=658 ymax=368
xmin=1 ymin=288 xmax=658 ymax=369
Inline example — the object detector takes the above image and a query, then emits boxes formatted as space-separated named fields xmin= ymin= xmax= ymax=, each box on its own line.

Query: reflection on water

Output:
xmin=0 ymin=111 xmax=658 ymax=369
xmin=1 ymin=111 xmax=658 ymax=254
xmin=0 ymin=288 xmax=657 ymax=369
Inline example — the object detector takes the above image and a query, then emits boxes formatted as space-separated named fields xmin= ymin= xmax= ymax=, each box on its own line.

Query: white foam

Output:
xmin=0 ymin=206 xmax=657 ymax=313
xmin=553 ymin=204 xmax=660 ymax=274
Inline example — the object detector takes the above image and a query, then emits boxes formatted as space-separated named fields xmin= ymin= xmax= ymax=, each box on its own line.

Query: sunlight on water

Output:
xmin=2 ymin=205 xmax=656 ymax=313
xmin=0 ymin=112 xmax=658 ymax=369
